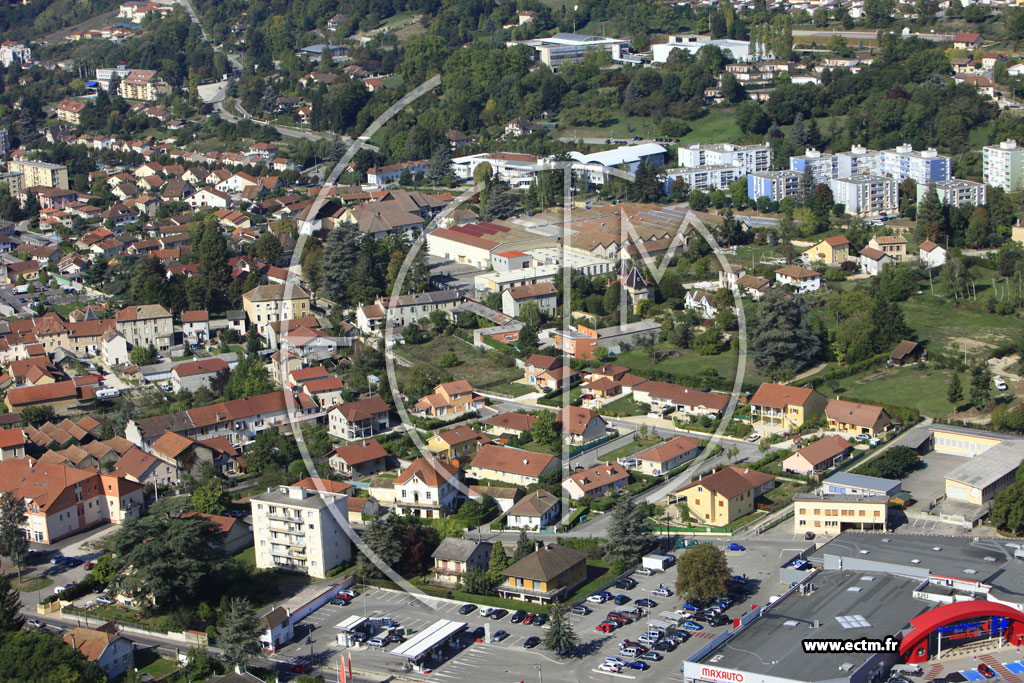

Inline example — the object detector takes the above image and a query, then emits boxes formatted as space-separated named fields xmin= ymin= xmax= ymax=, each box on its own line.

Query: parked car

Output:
xmin=652 ymin=640 xmax=677 ymax=652
xmin=596 ymin=622 xmax=618 ymax=632
xmin=747 ymin=433 xmax=761 ymax=442
xmin=652 ymin=587 xmax=672 ymax=597
xmin=26 ymin=619 xmax=43 ymax=629
xmin=683 ymin=600 xmax=703 ymax=611
xmin=635 ymin=598 xmax=658 ymax=608
xmin=682 ymin=621 xmax=704 ymax=631
xmin=510 ymin=610 xmax=526 ymax=623
xmin=479 ymin=607 xmax=495 ymax=617
xmin=640 ymin=651 xmax=663 ymax=662
xmin=523 ymin=613 xmax=537 ymax=625
xmin=492 ymin=630 xmax=509 ymax=642
xmin=49 ymin=554 xmax=65 ymax=565
xmin=95 ymin=596 xmax=114 ymax=605
xmin=291 ymin=662 xmax=312 ymax=674
xmin=613 ymin=594 xmax=631 ymax=605
xmin=567 ymin=605 xmax=590 ymax=616
xmin=605 ymin=657 xmax=628 ymax=667
xmin=524 ymin=636 xmax=540 ymax=649
xmin=458 ymin=604 xmax=476 ymax=615
xmin=489 ymin=609 xmax=508 ymax=620
xmin=614 ymin=578 xmax=637 ymax=590
xmin=328 ymin=597 xmax=350 ymax=606
xmin=727 ymin=543 xmax=745 ymax=551
xmin=533 ymin=613 xmax=548 ymax=627
xmin=468 ymin=627 xmax=485 ymax=640
xmin=625 ymin=661 xmax=650 ymax=671
xmin=368 ymin=637 xmax=389 ymax=648
xmin=337 ymin=590 xmax=358 ymax=599
xmin=587 ymin=594 xmax=608 ymax=604
xmin=635 ymin=568 xmax=654 ymax=576
xmin=978 ymin=665 xmax=996 ymax=679
xmin=53 ymin=584 xmax=70 ymax=595
xmin=598 ymin=662 xmax=621 ymax=673
xmin=995 ymin=376 xmax=1009 ymax=391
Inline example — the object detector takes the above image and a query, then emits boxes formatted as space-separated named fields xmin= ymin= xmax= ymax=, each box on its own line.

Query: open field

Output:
xmin=901 ymin=292 xmax=1023 ymax=356
xmin=614 ymin=344 xmax=766 ymax=391
xmin=831 ymin=365 xmax=956 ymax=418
xmin=395 ymin=336 xmax=522 ymax=388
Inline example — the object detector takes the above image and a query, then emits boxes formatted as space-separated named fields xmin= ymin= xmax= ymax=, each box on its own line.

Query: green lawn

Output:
xmin=556 ymin=107 xmax=744 ymax=146
xmin=598 ymin=437 xmax=663 ymax=462
xmin=134 ymin=648 xmax=179 ymax=679
xmin=598 ymin=395 xmax=647 ymax=417
xmin=233 ymin=546 xmax=255 ymax=569
xmin=484 ymin=382 xmax=535 ymax=397
xmin=900 ymin=292 xmax=1022 ymax=355
xmin=831 ymin=365 xmax=957 ymax=418
xmin=614 ymin=345 xmax=765 ymax=391
xmin=520 ymin=440 xmax=559 ymax=456
xmin=12 ymin=577 xmax=52 ymax=592
xmin=396 ymin=337 xmax=522 ymax=388
xmin=676 ymin=109 xmax=744 ymax=145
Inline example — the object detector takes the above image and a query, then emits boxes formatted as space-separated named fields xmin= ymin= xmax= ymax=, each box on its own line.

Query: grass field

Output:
xmin=12 ymin=576 xmax=52 ymax=592
xmin=598 ymin=437 xmax=663 ymax=462
xmin=395 ymin=337 xmax=522 ymax=387
xmin=901 ymin=292 xmax=1022 ymax=356
xmin=614 ymin=345 xmax=765 ymax=390
xmin=676 ymin=109 xmax=744 ymax=145
xmin=134 ymin=649 xmax=179 ymax=679
xmin=485 ymin=381 xmax=535 ymax=397
xmin=598 ymin=395 xmax=647 ymax=417
xmin=831 ymin=365 xmax=957 ymax=418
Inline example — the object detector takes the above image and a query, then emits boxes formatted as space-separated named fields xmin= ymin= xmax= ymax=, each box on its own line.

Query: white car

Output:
xmin=635 ymin=568 xmax=654 ymax=577
xmin=479 ymin=607 xmax=495 ymax=617
xmin=747 ymin=433 xmax=761 ymax=442
xmin=587 ymin=594 xmax=607 ymax=604
xmin=95 ymin=596 xmax=114 ymax=605
xmin=995 ymin=377 xmax=1008 ymax=391
xmin=673 ymin=610 xmax=693 ymax=619
xmin=653 ymin=587 xmax=672 ymax=597
xmin=599 ymin=662 xmax=622 ymax=673
xmin=605 ymin=657 xmax=628 ymax=667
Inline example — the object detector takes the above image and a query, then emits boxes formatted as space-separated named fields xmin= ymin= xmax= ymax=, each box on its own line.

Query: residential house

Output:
xmin=426 ymin=427 xmax=486 ymax=462
xmin=115 ymin=304 xmax=173 ymax=351
xmin=501 ymin=283 xmax=558 ymax=318
xmin=556 ymin=405 xmax=606 ymax=445
xmin=497 ymin=543 xmax=587 ymax=604
xmin=430 ymin=538 xmax=492 ymax=585
xmin=562 ymin=462 xmax=629 ymax=500
xmin=56 ymin=100 xmax=86 ymax=125
xmin=483 ymin=412 xmax=537 ymax=439
xmin=506 ymin=490 xmax=560 ymax=530
xmin=301 ymin=377 xmax=345 ymax=409
xmin=114 ymin=447 xmax=178 ymax=488
xmin=327 ymin=396 xmax=391 ymax=440
xmin=466 ymin=444 xmax=559 ymax=486
xmin=179 ymin=511 xmax=253 ymax=554
xmin=749 ymin=383 xmax=827 ymax=431
xmin=522 ymin=354 xmax=577 ymax=391
xmin=181 ymin=310 xmax=210 ymax=345
xmin=413 ymin=380 xmax=484 ymax=418
xmin=781 ymin=435 xmax=852 ymax=475
xmin=918 ymin=240 xmax=947 ymax=268
xmin=327 ymin=439 xmax=389 ymax=478
xmin=63 ymin=623 xmax=134 ymax=679
xmin=857 ymin=246 xmax=890 ymax=276
xmin=0 ymin=428 xmax=26 ymax=460
xmin=683 ymin=289 xmax=717 ymax=319
xmin=801 ymin=235 xmax=852 ymax=265
xmin=394 ymin=458 xmax=461 ymax=518
xmin=617 ymin=265 xmax=653 ymax=312
xmin=257 ymin=606 xmax=295 ymax=652
xmin=774 ymin=265 xmax=822 ymax=293
xmin=953 ymin=33 xmax=984 ymax=50
xmin=825 ymin=399 xmax=891 ymax=438
xmin=676 ymin=466 xmax=776 ymax=526
xmin=242 ymin=284 xmax=311 ymax=337
xmin=867 ymin=235 xmax=907 ymax=262
xmin=628 ymin=436 xmax=700 ymax=476
xmin=170 ymin=358 xmax=229 ymax=393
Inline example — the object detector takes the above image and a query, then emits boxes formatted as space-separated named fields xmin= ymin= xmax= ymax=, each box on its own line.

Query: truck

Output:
xmin=642 ymin=554 xmax=676 ymax=572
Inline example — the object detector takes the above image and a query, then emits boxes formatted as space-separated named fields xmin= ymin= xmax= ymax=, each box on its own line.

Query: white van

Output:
xmin=891 ymin=665 xmax=923 ymax=677
xmin=619 ymin=646 xmax=641 ymax=658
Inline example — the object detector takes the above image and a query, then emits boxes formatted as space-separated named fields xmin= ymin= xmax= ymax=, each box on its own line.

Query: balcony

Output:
xmin=268 ymin=520 xmax=303 ymax=533
xmin=270 ymin=534 xmax=305 ymax=547
xmin=267 ymin=510 xmax=302 ymax=523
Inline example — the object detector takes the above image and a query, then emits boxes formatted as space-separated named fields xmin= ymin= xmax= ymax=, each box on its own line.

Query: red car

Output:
xmin=291 ymin=662 xmax=312 ymax=674
xmin=978 ymin=664 xmax=996 ymax=679
xmin=83 ymin=562 xmax=95 ymax=570
xmin=596 ymin=622 xmax=617 ymax=633
xmin=523 ymin=613 xmax=536 ymax=625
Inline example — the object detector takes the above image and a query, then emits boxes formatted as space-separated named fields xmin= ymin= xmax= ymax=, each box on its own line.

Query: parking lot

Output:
xmin=267 ymin=541 xmax=786 ymax=681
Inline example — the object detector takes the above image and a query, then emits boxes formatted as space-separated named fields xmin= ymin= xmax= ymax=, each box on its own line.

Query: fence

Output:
xmin=568 ymin=433 xmax=615 ymax=458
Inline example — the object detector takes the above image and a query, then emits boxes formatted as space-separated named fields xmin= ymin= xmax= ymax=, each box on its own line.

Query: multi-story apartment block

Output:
xmin=834 ymin=145 xmax=879 ymax=178
xmin=983 ymin=139 xmax=1024 ymax=192
xmin=828 ymin=175 xmax=899 ymax=217
xmin=664 ymin=165 xmax=744 ymax=193
xmin=114 ymin=304 xmax=173 ymax=351
xmin=242 ymin=284 xmax=311 ymax=336
xmin=918 ymin=179 xmax=987 ymax=208
xmin=8 ymin=160 xmax=69 ymax=190
xmin=875 ymin=144 xmax=950 ymax=185
xmin=0 ymin=41 xmax=31 ymax=68
xmin=118 ymin=70 xmax=171 ymax=101
xmin=678 ymin=143 xmax=770 ymax=173
xmin=250 ymin=483 xmax=352 ymax=578
xmin=0 ymin=129 xmax=9 ymax=156
xmin=747 ymin=170 xmax=800 ymax=201
xmin=789 ymin=149 xmax=836 ymax=185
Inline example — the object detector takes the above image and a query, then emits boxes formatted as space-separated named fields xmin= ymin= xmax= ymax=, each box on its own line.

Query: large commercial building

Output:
xmin=510 ymin=33 xmax=629 ymax=69
xmin=250 ymin=483 xmax=352 ymax=578
xmin=568 ymin=143 xmax=667 ymax=186
xmin=653 ymin=35 xmax=752 ymax=63
xmin=983 ymin=139 xmax=1024 ymax=192
xmin=8 ymin=160 xmax=69 ymax=190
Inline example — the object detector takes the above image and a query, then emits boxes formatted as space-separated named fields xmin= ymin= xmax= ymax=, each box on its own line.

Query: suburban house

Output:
xmin=562 ymin=462 xmax=629 ymax=500
xmin=857 ymin=246 xmax=890 ymax=276
xmin=466 ymin=444 xmax=559 ymax=486
xmin=781 ymin=435 xmax=853 ymax=475
xmin=523 ymin=354 xmax=577 ymax=391
xmin=469 ymin=485 xmax=521 ymax=512
xmin=918 ymin=240 xmax=947 ymax=268
xmin=506 ymin=490 xmax=561 ymax=530
xmin=801 ymin=235 xmax=852 ymax=265
xmin=413 ymin=380 xmax=484 ymax=418
xmin=0 ymin=428 xmax=26 ymax=460
xmin=889 ymin=340 xmax=924 ymax=367
xmin=498 ymin=543 xmax=587 ymax=604
xmin=867 ymin=235 xmax=907 ymax=262
xmin=430 ymin=537 xmax=492 ymax=585
xmin=683 ymin=289 xmax=717 ymax=319
xmin=181 ymin=310 xmax=210 ymax=345
xmin=257 ymin=606 xmax=295 ymax=652
xmin=483 ymin=412 xmax=537 ymax=439
xmin=774 ymin=265 xmax=822 ymax=293
xmin=63 ymin=623 xmax=134 ymax=679
xmin=179 ymin=511 xmax=254 ymax=555
xmin=242 ymin=284 xmax=311 ymax=337
xmin=170 ymin=358 xmax=229 ymax=393
xmin=114 ymin=303 xmax=173 ymax=351
xmin=628 ymin=436 xmax=700 ymax=476
xmin=749 ymin=383 xmax=827 ymax=431
xmin=557 ymin=405 xmax=607 ymax=445
xmin=393 ymin=458 xmax=462 ymax=519
xmin=677 ymin=466 xmax=776 ymax=526
xmin=426 ymin=427 xmax=487 ymax=462
xmin=328 ymin=439 xmax=389 ymax=477
xmin=631 ymin=381 xmax=730 ymax=418
xmin=327 ymin=396 xmax=391 ymax=440
xmin=825 ymin=399 xmax=891 ymax=438
xmin=502 ymin=283 xmax=558 ymax=318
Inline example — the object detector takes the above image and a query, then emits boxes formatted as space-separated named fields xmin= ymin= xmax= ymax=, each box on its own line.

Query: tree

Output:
xmin=0 ymin=492 xmax=28 ymax=581
xmin=473 ymin=162 xmax=493 ymax=185
xmin=358 ymin=514 xmax=405 ymax=577
xmin=749 ymin=289 xmax=822 ymax=379
xmin=512 ymin=529 xmax=534 ymax=563
xmin=0 ymin=631 xmax=105 ymax=682
xmin=543 ymin=602 xmax=579 ymax=656
xmin=197 ymin=219 xmax=232 ymax=312
xmin=129 ymin=344 xmax=158 ymax=367
xmin=253 ymin=232 xmax=282 ymax=264
xmin=19 ymin=405 xmax=54 ymax=427
xmin=861 ymin=446 xmax=920 ymax=479
xmin=425 ymin=145 xmax=454 ymax=185
xmin=0 ymin=575 xmax=24 ymax=632
xmin=990 ymin=480 xmax=1024 ymax=534
xmin=630 ymin=160 xmax=664 ymax=203
xmin=482 ymin=181 xmax=516 ymax=221
xmin=321 ymin=223 xmax=360 ymax=305
xmin=190 ymin=477 xmax=230 ymax=515
xmin=917 ymin=183 xmax=943 ymax=240
xmin=488 ymin=542 xmax=509 ymax=581
xmin=947 ymin=371 xmax=963 ymax=412
xmin=218 ymin=597 xmax=261 ymax=672
xmin=676 ymin=544 xmax=731 ymax=602
xmin=970 ymin=364 xmax=991 ymax=409
xmin=461 ymin=568 xmax=495 ymax=595
xmin=604 ymin=498 xmax=655 ymax=571
xmin=532 ymin=411 xmax=560 ymax=450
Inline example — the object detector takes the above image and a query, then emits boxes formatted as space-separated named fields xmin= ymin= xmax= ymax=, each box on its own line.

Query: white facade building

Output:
xmin=983 ymin=139 xmax=1024 ymax=192
xmin=829 ymin=175 xmax=899 ymax=217
xmin=678 ymin=143 xmax=770 ymax=173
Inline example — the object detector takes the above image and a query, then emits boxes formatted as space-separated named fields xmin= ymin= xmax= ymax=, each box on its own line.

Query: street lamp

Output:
xmin=536 ymin=664 xmax=543 ymax=683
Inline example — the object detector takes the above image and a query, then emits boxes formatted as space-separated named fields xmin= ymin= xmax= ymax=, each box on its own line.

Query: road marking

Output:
xmin=592 ymin=669 xmax=636 ymax=679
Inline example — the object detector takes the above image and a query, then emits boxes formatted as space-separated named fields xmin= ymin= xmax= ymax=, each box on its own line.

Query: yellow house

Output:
xmin=793 ymin=492 xmax=888 ymax=535
xmin=801 ymin=235 xmax=852 ymax=265
xmin=425 ymin=427 xmax=485 ymax=461
xmin=867 ymin=235 xmax=907 ymax=262
xmin=825 ymin=399 xmax=891 ymax=438
xmin=749 ymin=383 xmax=827 ymax=431
xmin=498 ymin=543 xmax=587 ymax=605
xmin=242 ymin=283 xmax=311 ymax=337
xmin=677 ymin=466 xmax=775 ymax=526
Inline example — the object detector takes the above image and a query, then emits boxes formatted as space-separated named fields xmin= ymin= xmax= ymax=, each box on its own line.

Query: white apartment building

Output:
xmin=919 ymin=179 xmax=987 ymax=208
xmin=983 ymin=139 xmax=1024 ymax=192
xmin=678 ymin=143 xmax=770 ymax=173
xmin=834 ymin=145 xmax=879 ymax=178
xmin=510 ymin=33 xmax=629 ymax=69
xmin=250 ymin=484 xmax=352 ymax=578
xmin=829 ymin=175 xmax=899 ymax=217
xmin=875 ymin=144 xmax=950 ymax=185
xmin=789 ymin=149 xmax=836 ymax=184
xmin=664 ymin=164 xmax=744 ymax=193
xmin=452 ymin=152 xmax=543 ymax=188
